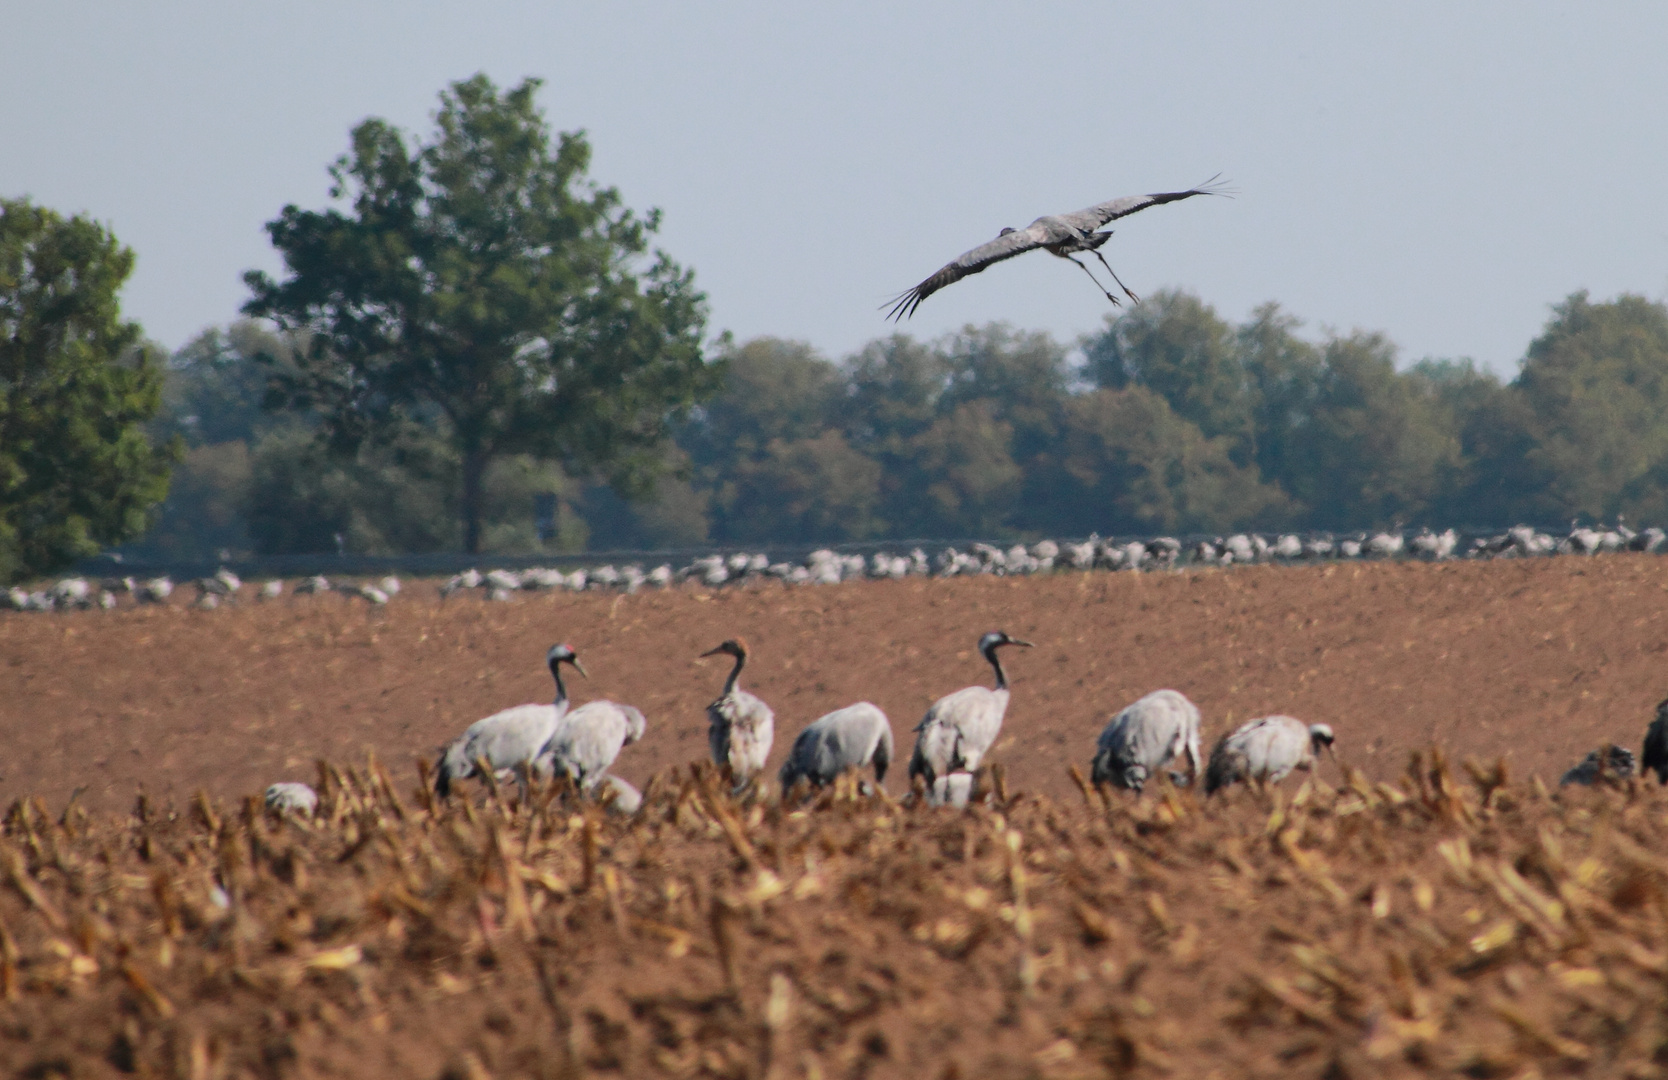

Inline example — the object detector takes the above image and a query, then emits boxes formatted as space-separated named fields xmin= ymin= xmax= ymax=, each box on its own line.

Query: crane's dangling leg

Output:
xmin=1091 ymin=250 xmax=1141 ymax=304
xmin=1064 ymin=255 xmax=1121 ymax=307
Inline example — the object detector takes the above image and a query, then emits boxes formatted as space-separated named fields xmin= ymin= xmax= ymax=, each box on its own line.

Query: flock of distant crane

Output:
xmin=10 ymin=520 xmax=1663 ymax=617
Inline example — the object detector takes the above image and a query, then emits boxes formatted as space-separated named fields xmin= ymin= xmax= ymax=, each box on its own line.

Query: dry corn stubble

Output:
xmin=1 ymin=754 xmax=1667 ymax=1077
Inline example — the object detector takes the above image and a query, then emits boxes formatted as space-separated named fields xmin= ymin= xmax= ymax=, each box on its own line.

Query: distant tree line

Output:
xmin=120 ymin=286 xmax=1668 ymax=562
xmin=613 ymin=287 xmax=1668 ymax=545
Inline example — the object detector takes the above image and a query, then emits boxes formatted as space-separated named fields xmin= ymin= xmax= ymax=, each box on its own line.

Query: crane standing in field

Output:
xmin=435 ymin=644 xmax=586 ymax=799
xmin=778 ymin=703 xmax=894 ymax=791
xmin=701 ymin=638 xmax=775 ymax=790
xmin=1090 ymin=689 xmax=1204 ymax=793
xmin=885 ymin=177 xmax=1230 ymax=321
xmin=1204 ymin=715 xmax=1335 ymax=795
xmin=909 ymin=631 xmax=1033 ymax=787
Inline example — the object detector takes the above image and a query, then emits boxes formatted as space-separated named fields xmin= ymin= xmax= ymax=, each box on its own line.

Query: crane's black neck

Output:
xmin=984 ymin=644 xmax=1009 ymax=690
xmin=550 ymin=658 xmax=571 ymax=710
xmin=723 ymin=649 xmax=747 ymax=696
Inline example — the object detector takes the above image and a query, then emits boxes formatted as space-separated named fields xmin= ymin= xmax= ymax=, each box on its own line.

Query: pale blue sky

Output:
xmin=4 ymin=3 xmax=1664 ymax=375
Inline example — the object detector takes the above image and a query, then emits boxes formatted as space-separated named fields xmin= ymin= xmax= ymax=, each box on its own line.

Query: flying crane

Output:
xmin=885 ymin=177 xmax=1230 ymax=320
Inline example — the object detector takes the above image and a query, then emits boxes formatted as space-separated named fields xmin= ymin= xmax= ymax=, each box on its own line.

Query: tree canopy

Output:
xmin=243 ymin=74 xmax=714 ymax=553
xmin=0 ymin=198 xmax=175 ymax=583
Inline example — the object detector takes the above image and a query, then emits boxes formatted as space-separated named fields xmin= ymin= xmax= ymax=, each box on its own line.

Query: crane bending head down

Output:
xmin=433 ymin=643 xmax=587 ymax=799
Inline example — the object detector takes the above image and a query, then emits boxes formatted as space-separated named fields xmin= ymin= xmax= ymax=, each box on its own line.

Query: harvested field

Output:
xmin=2 ymin=557 xmax=1667 ymax=812
xmin=5 ymin=556 xmax=1668 ymax=1077
xmin=5 ymin=757 xmax=1668 ymax=1077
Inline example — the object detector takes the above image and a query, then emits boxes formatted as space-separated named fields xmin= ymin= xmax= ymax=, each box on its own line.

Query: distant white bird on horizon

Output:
xmin=434 ymin=644 xmax=585 ymax=799
xmin=701 ymin=637 xmax=775 ymax=789
xmin=909 ymin=631 xmax=1033 ymax=786
xmin=886 ymin=178 xmax=1230 ymax=321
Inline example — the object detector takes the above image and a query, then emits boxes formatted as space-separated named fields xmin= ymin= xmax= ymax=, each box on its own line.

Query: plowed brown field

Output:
xmin=3 ymin=556 xmax=1666 ymax=811
xmin=6 ymin=558 xmax=1668 ymax=1079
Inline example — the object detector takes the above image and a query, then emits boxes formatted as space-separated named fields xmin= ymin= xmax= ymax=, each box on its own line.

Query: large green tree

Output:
xmin=1513 ymin=292 xmax=1668 ymax=521
xmin=1280 ymin=331 xmax=1463 ymax=527
xmin=682 ymin=337 xmax=881 ymax=542
xmin=0 ymin=198 xmax=175 ymax=582
xmin=244 ymin=74 xmax=715 ymax=553
xmin=1085 ymin=289 xmax=1254 ymax=457
xmin=1059 ymin=386 xmax=1288 ymax=534
xmin=124 ymin=321 xmax=298 ymax=562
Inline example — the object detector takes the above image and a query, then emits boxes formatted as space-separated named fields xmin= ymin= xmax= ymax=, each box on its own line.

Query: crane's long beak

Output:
xmin=570 ymin=659 xmax=589 ymax=679
xmin=1010 ymin=639 xmax=1035 ymax=648
xmin=699 ymin=645 xmax=726 ymax=659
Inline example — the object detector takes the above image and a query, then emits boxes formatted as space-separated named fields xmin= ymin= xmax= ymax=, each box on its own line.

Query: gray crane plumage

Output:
xmin=1204 ymin=716 xmax=1335 ymax=794
xmin=542 ymin=700 xmax=647 ymax=789
xmin=1090 ymin=689 xmax=1203 ymax=793
xmin=779 ymin=702 xmax=894 ymax=790
xmin=926 ymin=772 xmax=975 ymax=809
xmin=1560 ymin=745 xmax=1636 ymax=787
xmin=886 ymin=178 xmax=1229 ymax=320
xmin=702 ymin=638 xmax=775 ymax=787
xmin=264 ymin=782 xmax=318 ymax=816
xmin=592 ymin=774 xmax=643 ymax=815
xmin=1642 ymin=697 xmax=1668 ymax=784
xmin=435 ymin=644 xmax=585 ymax=798
xmin=909 ymin=631 xmax=1032 ymax=786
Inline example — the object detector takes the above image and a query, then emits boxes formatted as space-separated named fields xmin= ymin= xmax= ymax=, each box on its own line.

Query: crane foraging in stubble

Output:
xmin=701 ymin=638 xmax=775 ymax=790
xmin=1204 ymin=716 xmax=1336 ymax=795
xmin=434 ymin=644 xmax=585 ymax=799
xmin=884 ymin=177 xmax=1231 ymax=321
xmin=778 ymin=702 xmax=895 ymax=792
xmin=542 ymin=700 xmax=647 ymax=790
xmin=1090 ymin=689 xmax=1203 ymax=794
xmin=909 ymin=631 xmax=1033 ymax=788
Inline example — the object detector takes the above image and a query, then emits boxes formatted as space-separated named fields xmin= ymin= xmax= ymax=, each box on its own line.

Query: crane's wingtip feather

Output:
xmin=882 ymin=290 xmax=919 ymax=321
xmin=1195 ymin=173 xmax=1237 ymax=198
xmin=883 ymin=284 xmax=933 ymax=321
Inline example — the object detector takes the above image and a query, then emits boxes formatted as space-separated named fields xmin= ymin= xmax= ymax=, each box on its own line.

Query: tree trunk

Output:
xmin=462 ymin=447 xmax=487 ymax=555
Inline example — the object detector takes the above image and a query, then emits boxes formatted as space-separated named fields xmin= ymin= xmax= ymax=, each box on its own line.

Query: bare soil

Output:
xmin=3 ymin=556 xmax=1666 ymax=813
xmin=5 ymin=557 xmax=1668 ymax=1078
